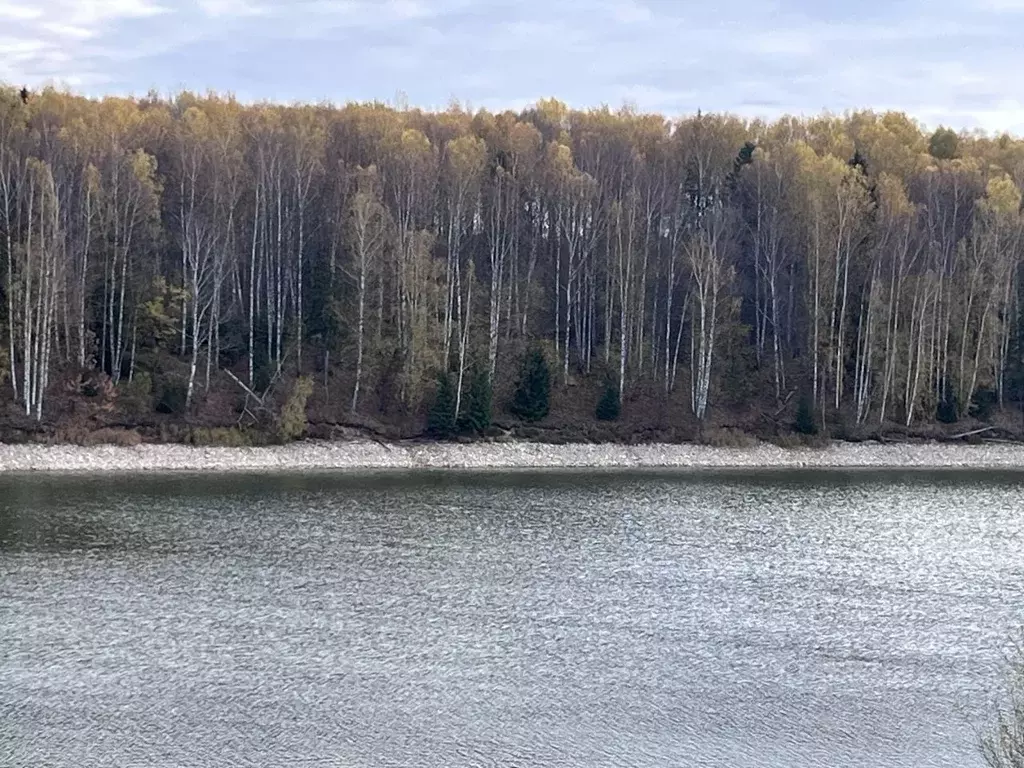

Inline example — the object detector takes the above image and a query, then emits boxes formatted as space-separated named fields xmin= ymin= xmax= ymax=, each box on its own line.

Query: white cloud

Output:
xmin=0 ymin=37 xmax=46 ymax=55
xmin=0 ymin=2 xmax=43 ymax=20
xmin=1 ymin=0 xmax=171 ymax=85
xmin=59 ymin=0 xmax=169 ymax=26
xmin=975 ymin=0 xmax=1024 ymax=10
xmin=197 ymin=0 xmax=269 ymax=16
xmin=605 ymin=0 xmax=653 ymax=24
xmin=41 ymin=23 xmax=96 ymax=39
xmin=1 ymin=0 xmax=1023 ymax=136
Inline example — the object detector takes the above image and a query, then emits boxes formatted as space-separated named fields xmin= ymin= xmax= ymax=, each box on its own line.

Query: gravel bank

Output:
xmin=1 ymin=440 xmax=1024 ymax=474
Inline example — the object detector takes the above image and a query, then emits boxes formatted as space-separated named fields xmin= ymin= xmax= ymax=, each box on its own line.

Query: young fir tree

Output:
xmin=595 ymin=379 xmax=620 ymax=421
xmin=794 ymin=392 xmax=818 ymax=435
xmin=278 ymin=376 xmax=314 ymax=442
xmin=459 ymin=364 xmax=492 ymax=435
xmin=428 ymin=373 xmax=457 ymax=438
xmin=510 ymin=346 xmax=550 ymax=422
xmin=936 ymin=379 xmax=959 ymax=424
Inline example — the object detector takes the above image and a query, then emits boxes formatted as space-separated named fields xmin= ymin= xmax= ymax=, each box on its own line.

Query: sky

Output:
xmin=2 ymin=0 xmax=1023 ymax=133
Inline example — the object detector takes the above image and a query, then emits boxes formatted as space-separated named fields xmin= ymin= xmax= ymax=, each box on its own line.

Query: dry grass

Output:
xmin=187 ymin=426 xmax=262 ymax=447
xmin=701 ymin=427 xmax=759 ymax=448
xmin=51 ymin=426 xmax=143 ymax=446
xmin=767 ymin=432 xmax=831 ymax=449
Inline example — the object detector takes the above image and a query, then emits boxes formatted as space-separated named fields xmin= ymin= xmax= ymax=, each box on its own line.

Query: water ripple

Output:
xmin=2 ymin=469 xmax=1022 ymax=767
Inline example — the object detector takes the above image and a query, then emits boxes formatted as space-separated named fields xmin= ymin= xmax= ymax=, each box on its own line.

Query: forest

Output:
xmin=1 ymin=84 xmax=1023 ymax=445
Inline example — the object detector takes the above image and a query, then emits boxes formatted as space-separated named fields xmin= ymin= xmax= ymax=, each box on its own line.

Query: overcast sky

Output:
xmin=2 ymin=0 xmax=1023 ymax=133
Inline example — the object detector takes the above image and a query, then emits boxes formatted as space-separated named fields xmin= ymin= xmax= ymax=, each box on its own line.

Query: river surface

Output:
xmin=2 ymin=469 xmax=1023 ymax=767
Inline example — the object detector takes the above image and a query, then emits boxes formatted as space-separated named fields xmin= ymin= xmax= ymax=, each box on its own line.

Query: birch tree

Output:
xmin=440 ymin=134 xmax=485 ymax=413
xmin=687 ymin=203 xmax=734 ymax=420
xmin=345 ymin=166 xmax=390 ymax=412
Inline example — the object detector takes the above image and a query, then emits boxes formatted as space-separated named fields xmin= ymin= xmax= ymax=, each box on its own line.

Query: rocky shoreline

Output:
xmin=1 ymin=439 xmax=1024 ymax=474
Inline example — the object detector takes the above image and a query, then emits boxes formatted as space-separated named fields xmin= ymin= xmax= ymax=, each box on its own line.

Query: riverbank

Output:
xmin=1 ymin=439 xmax=1024 ymax=473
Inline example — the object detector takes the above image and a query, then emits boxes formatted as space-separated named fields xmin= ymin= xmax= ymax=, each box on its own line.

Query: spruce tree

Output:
xmin=278 ymin=376 xmax=314 ymax=442
xmin=794 ymin=392 xmax=818 ymax=435
xmin=427 ymin=373 xmax=456 ymax=438
xmin=459 ymin=364 xmax=492 ymax=435
xmin=510 ymin=346 xmax=550 ymax=422
xmin=595 ymin=379 xmax=620 ymax=421
xmin=936 ymin=379 xmax=959 ymax=424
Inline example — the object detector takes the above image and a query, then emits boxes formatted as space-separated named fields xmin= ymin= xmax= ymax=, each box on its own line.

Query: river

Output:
xmin=2 ymin=469 xmax=1022 ymax=767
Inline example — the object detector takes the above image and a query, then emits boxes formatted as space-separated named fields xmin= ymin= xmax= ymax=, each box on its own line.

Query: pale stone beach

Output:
xmin=1 ymin=440 xmax=1023 ymax=473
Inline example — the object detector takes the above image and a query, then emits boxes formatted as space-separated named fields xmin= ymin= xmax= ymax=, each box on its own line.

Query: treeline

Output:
xmin=1 ymin=85 xmax=1023 ymax=437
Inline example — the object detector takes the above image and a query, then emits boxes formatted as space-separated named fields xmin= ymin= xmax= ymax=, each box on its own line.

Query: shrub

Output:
xmin=54 ymin=427 xmax=142 ymax=447
xmin=89 ymin=428 xmax=143 ymax=447
xmin=278 ymin=376 xmax=314 ymax=442
xmin=510 ymin=346 xmax=550 ymax=422
xmin=970 ymin=387 xmax=998 ymax=421
xmin=936 ymin=394 xmax=959 ymax=424
xmin=794 ymin=392 xmax=818 ymax=435
xmin=188 ymin=427 xmax=259 ymax=447
xmin=122 ymin=371 xmax=153 ymax=400
xmin=595 ymin=379 xmax=620 ymax=421
xmin=703 ymin=427 xmax=757 ymax=448
xmin=52 ymin=425 xmax=90 ymax=445
xmin=825 ymin=408 xmax=851 ymax=441
xmin=771 ymin=432 xmax=824 ymax=449
xmin=458 ymin=364 xmax=492 ymax=435
xmin=427 ymin=372 xmax=456 ymax=438
xmin=155 ymin=379 xmax=188 ymax=415
xmin=158 ymin=422 xmax=188 ymax=443
xmin=120 ymin=371 xmax=154 ymax=415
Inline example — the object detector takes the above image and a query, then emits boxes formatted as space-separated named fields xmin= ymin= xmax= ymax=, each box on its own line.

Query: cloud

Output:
xmin=0 ymin=3 xmax=43 ymax=20
xmin=975 ymin=0 xmax=1024 ymax=10
xmin=197 ymin=0 xmax=269 ymax=16
xmin=604 ymin=0 xmax=653 ymax=24
xmin=3 ymin=0 xmax=1024 ymax=134
xmin=0 ymin=0 xmax=170 ymax=84
xmin=42 ymin=0 xmax=168 ymax=27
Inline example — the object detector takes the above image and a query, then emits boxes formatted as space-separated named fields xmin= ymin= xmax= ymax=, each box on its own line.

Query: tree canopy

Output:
xmin=1 ymin=86 xmax=1022 ymax=439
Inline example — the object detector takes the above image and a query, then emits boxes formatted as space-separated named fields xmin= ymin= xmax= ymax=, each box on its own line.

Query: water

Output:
xmin=2 ymin=469 xmax=1022 ymax=767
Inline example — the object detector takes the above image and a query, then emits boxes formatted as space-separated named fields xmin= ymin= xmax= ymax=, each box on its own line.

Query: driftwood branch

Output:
xmin=947 ymin=426 xmax=997 ymax=440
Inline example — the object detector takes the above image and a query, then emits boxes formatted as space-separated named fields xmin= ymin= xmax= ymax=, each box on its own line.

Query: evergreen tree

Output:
xmin=929 ymin=127 xmax=960 ymax=160
xmin=969 ymin=387 xmax=997 ymax=421
xmin=510 ymin=346 xmax=550 ymax=422
xmin=1007 ymin=297 xmax=1024 ymax=429
xmin=459 ymin=364 xmax=492 ymax=435
xmin=278 ymin=376 xmax=314 ymax=442
xmin=794 ymin=392 xmax=818 ymax=435
xmin=428 ymin=373 xmax=457 ymax=438
xmin=595 ymin=379 xmax=620 ymax=421
xmin=848 ymin=148 xmax=868 ymax=175
xmin=936 ymin=379 xmax=959 ymax=424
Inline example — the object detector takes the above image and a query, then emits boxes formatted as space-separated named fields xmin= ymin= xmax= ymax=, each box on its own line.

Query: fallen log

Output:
xmin=224 ymin=369 xmax=265 ymax=406
xmin=946 ymin=426 xmax=997 ymax=440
